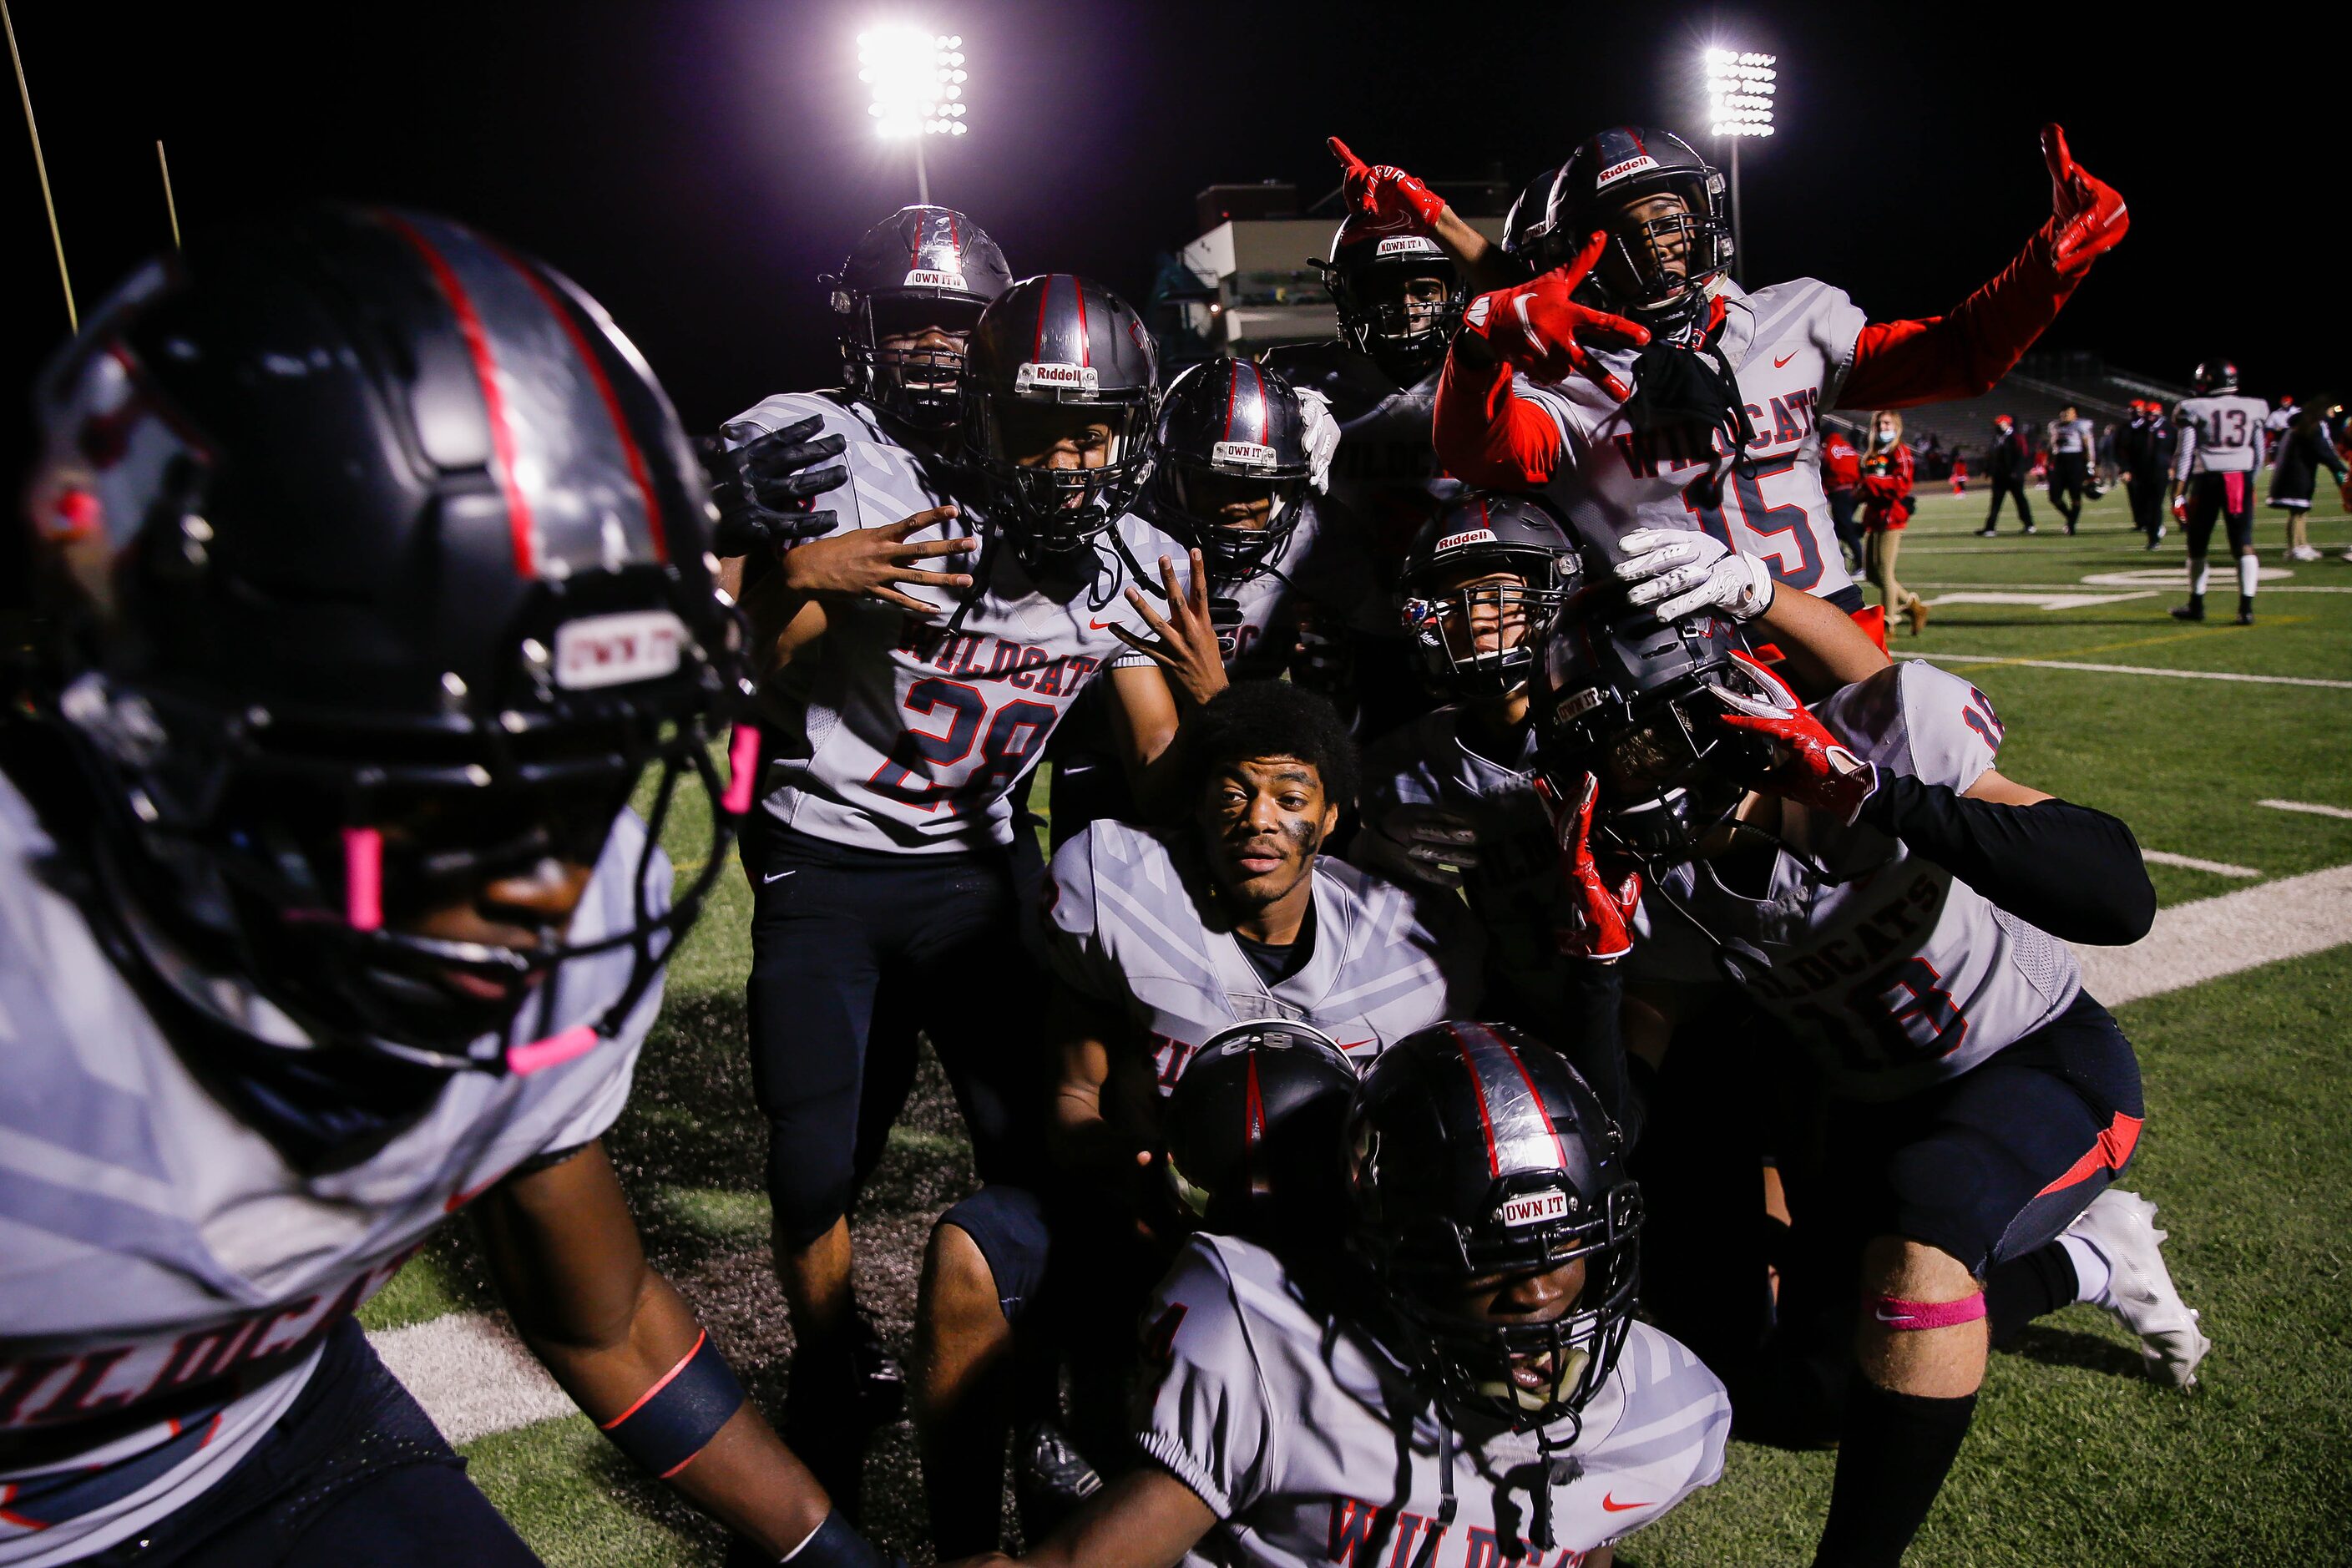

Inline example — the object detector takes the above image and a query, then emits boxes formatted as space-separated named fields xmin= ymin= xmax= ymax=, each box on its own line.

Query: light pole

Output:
xmin=858 ymin=27 xmax=967 ymax=206
xmin=1704 ymin=47 xmax=1776 ymax=286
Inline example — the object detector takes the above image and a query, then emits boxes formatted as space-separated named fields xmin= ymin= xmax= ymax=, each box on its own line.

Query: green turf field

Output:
xmin=357 ymin=482 xmax=2352 ymax=1565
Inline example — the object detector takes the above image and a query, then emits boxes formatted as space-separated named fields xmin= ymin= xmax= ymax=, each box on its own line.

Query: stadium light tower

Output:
xmin=857 ymin=26 xmax=968 ymax=205
xmin=1703 ymin=46 xmax=1777 ymax=286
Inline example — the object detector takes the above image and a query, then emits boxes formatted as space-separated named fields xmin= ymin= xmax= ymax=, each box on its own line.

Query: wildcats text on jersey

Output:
xmin=1324 ymin=1499 xmax=1595 ymax=1568
xmin=891 ymin=615 xmax=1105 ymax=697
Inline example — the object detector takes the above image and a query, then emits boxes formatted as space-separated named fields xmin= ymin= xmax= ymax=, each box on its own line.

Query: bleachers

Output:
xmin=1823 ymin=354 xmax=2191 ymax=462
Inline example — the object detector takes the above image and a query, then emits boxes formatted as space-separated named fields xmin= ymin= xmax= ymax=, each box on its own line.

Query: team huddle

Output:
xmin=0 ymin=119 xmax=2207 ymax=1568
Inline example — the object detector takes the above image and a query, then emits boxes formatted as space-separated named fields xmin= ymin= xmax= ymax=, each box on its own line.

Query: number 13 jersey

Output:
xmin=736 ymin=391 xmax=1185 ymax=855
xmin=1626 ymin=661 xmax=2081 ymax=1100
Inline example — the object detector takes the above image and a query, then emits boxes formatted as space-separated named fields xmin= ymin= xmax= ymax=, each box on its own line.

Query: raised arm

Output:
xmin=1326 ymin=137 xmax=1521 ymax=295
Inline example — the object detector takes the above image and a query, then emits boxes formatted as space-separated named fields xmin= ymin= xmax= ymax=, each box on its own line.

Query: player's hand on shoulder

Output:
xmin=699 ymin=415 xmax=849 ymax=557
xmin=1702 ymin=651 xmax=1879 ymax=823
xmin=1532 ymin=771 xmax=1641 ymax=962
xmin=1615 ymin=527 xmax=1775 ymax=623
xmin=1358 ymin=802 xmax=1480 ymax=890
xmin=777 ymin=505 xmax=973 ymax=614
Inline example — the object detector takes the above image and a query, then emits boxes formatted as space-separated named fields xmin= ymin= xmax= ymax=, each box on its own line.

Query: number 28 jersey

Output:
xmin=731 ymin=392 xmax=1184 ymax=855
xmin=1627 ymin=661 xmax=2082 ymax=1100
xmin=1515 ymin=277 xmax=1864 ymax=601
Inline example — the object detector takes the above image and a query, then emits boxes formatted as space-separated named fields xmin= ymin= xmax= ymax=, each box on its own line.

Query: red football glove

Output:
xmin=1461 ymin=230 xmax=1651 ymax=401
xmin=1704 ymin=651 xmax=1880 ymax=823
xmin=2043 ymin=123 xmax=2127 ymax=277
xmin=2171 ymin=492 xmax=2188 ymax=524
xmin=1327 ymin=136 xmax=1448 ymax=232
xmin=1533 ymin=771 xmax=1642 ymax=963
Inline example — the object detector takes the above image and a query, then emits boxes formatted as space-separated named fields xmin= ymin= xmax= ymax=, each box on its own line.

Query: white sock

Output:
xmin=2189 ymin=558 xmax=2210 ymax=596
xmin=2238 ymin=554 xmax=2259 ymax=599
xmin=2061 ymin=1232 xmax=2115 ymax=1308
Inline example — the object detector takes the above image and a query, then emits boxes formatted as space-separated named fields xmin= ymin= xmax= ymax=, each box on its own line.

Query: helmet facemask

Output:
xmin=1325 ymin=257 xmax=1466 ymax=383
xmin=1404 ymin=556 xmax=1571 ymax=701
xmin=964 ymin=380 xmax=1156 ymax=571
xmin=841 ymin=291 xmax=989 ymax=431
xmin=1161 ymin=456 xmax=1308 ymax=584
xmin=1587 ymin=174 xmax=1732 ymax=318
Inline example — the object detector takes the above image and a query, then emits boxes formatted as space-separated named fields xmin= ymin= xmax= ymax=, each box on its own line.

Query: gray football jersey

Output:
xmin=1262 ymin=342 xmax=1459 ymax=576
xmin=1628 ymin=660 xmax=2081 ymax=1100
xmin=2046 ymin=417 xmax=2096 ymax=456
xmin=731 ymin=391 xmax=1186 ymax=854
xmin=1139 ymin=1234 xmax=1730 ymax=1568
xmin=0 ymin=776 xmax=663 ymax=1563
xmin=1359 ymin=710 xmax=1580 ymax=1006
xmin=2172 ymin=393 xmax=2269 ymax=478
xmin=1044 ymin=820 xmax=1480 ymax=1087
xmin=1515 ymin=277 xmax=1864 ymax=602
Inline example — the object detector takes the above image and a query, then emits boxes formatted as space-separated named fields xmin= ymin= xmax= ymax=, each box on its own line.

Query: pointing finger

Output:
xmin=1328 ymin=135 xmax=1368 ymax=176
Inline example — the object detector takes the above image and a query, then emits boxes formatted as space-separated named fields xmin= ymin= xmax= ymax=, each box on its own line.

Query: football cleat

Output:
xmin=2171 ymin=601 xmax=2205 ymax=621
xmin=2235 ymin=602 xmax=2255 ymax=626
xmin=1973 ymin=526 xmax=1998 ymax=538
xmin=2066 ymin=1188 xmax=2210 ymax=1389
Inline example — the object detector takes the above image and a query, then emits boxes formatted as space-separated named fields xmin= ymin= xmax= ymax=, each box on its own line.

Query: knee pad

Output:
xmin=938 ymin=1185 xmax=1052 ymax=1324
xmin=1866 ymin=1292 xmax=1986 ymax=1331
xmin=766 ymin=1129 xmax=859 ymax=1251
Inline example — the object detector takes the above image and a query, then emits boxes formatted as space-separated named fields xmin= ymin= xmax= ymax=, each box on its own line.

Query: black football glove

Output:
xmin=696 ymin=416 xmax=849 ymax=557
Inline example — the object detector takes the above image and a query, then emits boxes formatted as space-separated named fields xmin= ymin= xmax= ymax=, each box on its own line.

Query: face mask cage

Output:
xmin=839 ymin=292 xmax=989 ymax=431
xmin=1541 ymin=655 xmax=1775 ymax=864
xmin=1325 ymin=260 xmax=1467 ymax=381
xmin=1161 ymin=459 xmax=1308 ymax=583
xmin=65 ymin=673 xmax=746 ymax=1073
xmin=1402 ymin=559 xmax=1571 ymax=700
xmin=1587 ymin=172 xmax=1732 ymax=312
xmin=1376 ymin=1180 xmax=1644 ymax=1433
xmin=963 ymin=389 xmax=1156 ymax=568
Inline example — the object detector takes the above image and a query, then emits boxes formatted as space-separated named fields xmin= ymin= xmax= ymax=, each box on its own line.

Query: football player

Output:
xmin=1 ymin=211 xmax=894 ymax=1567
xmin=946 ymin=1022 xmax=1731 ymax=1568
xmin=2043 ymin=404 xmax=2096 ymax=534
xmin=1536 ymin=597 xmax=2207 ymax=1566
xmin=1419 ymin=124 xmax=2126 ymax=629
xmin=2169 ymin=360 xmax=2274 ymax=624
xmin=916 ymin=680 xmax=1479 ymax=1552
xmin=728 ymin=271 xmax=1211 ymax=1514
xmin=1044 ymin=357 xmax=1379 ymax=844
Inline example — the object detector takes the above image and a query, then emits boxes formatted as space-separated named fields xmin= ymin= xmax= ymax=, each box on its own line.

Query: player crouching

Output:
xmin=2 ymin=211 xmax=892 ymax=1567
xmin=948 ymin=1022 xmax=1729 ymax=1568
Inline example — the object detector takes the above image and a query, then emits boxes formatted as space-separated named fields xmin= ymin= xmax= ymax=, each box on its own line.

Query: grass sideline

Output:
xmin=357 ymin=482 xmax=2352 ymax=1564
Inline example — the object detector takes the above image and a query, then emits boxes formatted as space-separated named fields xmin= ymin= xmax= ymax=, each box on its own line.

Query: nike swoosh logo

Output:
xmin=1601 ymin=1494 xmax=1651 ymax=1512
xmin=1773 ymin=352 xmax=1796 ymax=368
xmin=1090 ymin=620 xmax=1130 ymax=631
xmin=1874 ymin=1306 xmax=1915 ymax=1323
xmin=763 ymin=869 xmax=797 ymax=884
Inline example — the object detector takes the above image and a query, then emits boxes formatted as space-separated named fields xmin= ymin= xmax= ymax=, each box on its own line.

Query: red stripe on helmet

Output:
xmin=1244 ymin=1052 xmax=1266 ymax=1147
xmin=382 ymin=213 xmax=536 ymax=577
xmin=1032 ymin=275 xmax=1052 ymax=363
xmin=1488 ymin=1027 xmax=1567 ymax=1169
xmin=1449 ymin=1024 xmax=1504 ymax=1178
xmin=1223 ymin=360 xmax=1240 ymax=442
xmin=495 ymin=245 xmax=670 ymax=564
xmin=946 ymin=210 xmax=962 ymax=269
xmin=1075 ymin=276 xmax=1091 ymax=367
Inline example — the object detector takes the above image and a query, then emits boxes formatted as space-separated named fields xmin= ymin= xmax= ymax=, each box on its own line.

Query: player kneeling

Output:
xmin=949 ymin=1022 xmax=1727 ymax=1568
xmin=3 ymin=211 xmax=888 ymax=1566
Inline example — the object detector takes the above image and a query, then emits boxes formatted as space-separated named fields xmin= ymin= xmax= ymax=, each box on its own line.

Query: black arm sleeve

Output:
xmin=1553 ymin=961 xmax=1638 ymax=1144
xmin=1854 ymin=771 xmax=2156 ymax=945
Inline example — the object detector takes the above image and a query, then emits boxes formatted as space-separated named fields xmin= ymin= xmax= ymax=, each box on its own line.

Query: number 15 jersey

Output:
xmin=734 ymin=391 xmax=1184 ymax=855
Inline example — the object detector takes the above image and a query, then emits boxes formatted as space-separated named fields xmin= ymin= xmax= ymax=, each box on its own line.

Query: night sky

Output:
xmin=3 ymin=0 xmax=2339 ymax=453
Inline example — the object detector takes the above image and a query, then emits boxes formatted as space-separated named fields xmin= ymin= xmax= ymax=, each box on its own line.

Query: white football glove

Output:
xmin=1614 ymin=526 xmax=1777 ymax=623
xmin=1295 ymin=386 xmax=1340 ymax=494
xmin=1353 ymin=802 xmax=1480 ymax=890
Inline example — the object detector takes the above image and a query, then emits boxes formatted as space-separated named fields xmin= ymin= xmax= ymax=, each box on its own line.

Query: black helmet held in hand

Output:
xmin=1161 ymin=1018 xmax=1360 ymax=1239
xmin=1345 ymin=1021 xmax=1641 ymax=1434
xmin=1148 ymin=357 xmax=1313 ymax=585
xmin=827 ymin=205 xmax=1014 ymax=431
xmin=18 ymin=206 xmax=751 ymax=1073
xmin=959 ymin=273 xmax=1160 ymax=567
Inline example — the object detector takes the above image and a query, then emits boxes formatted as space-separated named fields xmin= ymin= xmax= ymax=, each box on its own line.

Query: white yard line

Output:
xmin=2141 ymin=850 xmax=2263 ymax=878
xmin=2258 ymin=799 xmax=2352 ymax=821
xmin=369 ymin=1309 xmax=574 ymax=1445
xmin=1896 ymin=652 xmax=2352 ymax=690
xmin=2073 ymin=862 xmax=2352 ymax=1006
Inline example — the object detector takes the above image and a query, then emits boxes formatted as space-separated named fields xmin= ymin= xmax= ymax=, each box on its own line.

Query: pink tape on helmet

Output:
xmin=1868 ymin=1292 xmax=1987 ymax=1332
xmin=342 ymin=827 xmax=383 ymax=932
xmin=508 ymin=1024 xmax=598 ymax=1076
xmin=722 ymin=725 xmax=761 ymax=817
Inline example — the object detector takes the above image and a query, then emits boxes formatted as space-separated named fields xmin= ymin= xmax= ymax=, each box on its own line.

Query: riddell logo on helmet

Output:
xmin=1373 ymin=235 xmax=1443 ymax=258
xmin=1211 ymin=440 xmax=1277 ymax=470
xmin=1015 ymin=362 xmax=1100 ymax=394
xmin=554 ymin=610 xmax=686 ymax=690
xmin=903 ymin=269 xmax=967 ymax=290
xmin=1596 ymin=154 xmax=1662 ymax=188
xmin=1435 ymin=527 xmax=1499 ymax=552
xmin=1497 ymin=1189 xmax=1570 ymax=1228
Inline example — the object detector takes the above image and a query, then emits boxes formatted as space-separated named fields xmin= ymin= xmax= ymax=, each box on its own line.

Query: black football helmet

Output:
xmin=1535 ymin=595 xmax=1776 ymax=866
xmin=1148 ymin=357 xmax=1312 ymax=584
xmin=2193 ymin=360 xmax=2240 ymax=394
xmin=1346 ymin=1021 xmax=1641 ymax=1434
xmin=17 ymin=207 xmax=751 ymax=1074
xmin=1312 ymin=210 xmax=1465 ymax=384
xmin=1542 ymin=128 xmax=1731 ymax=326
xmin=1500 ymin=165 xmax=1563 ymax=276
xmin=1161 ymin=1019 xmax=1359 ymax=1238
xmin=960 ymin=273 xmax=1159 ymax=568
xmin=1400 ymin=493 xmax=1581 ymax=701
xmin=827 ymin=205 xmax=1013 ymax=431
